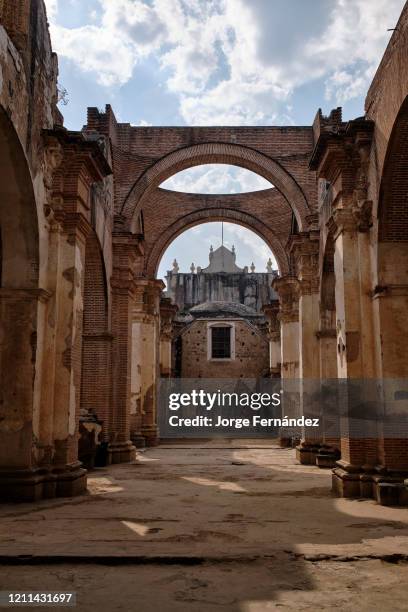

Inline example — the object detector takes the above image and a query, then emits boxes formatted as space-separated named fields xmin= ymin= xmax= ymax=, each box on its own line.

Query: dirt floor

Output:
xmin=1 ymin=440 xmax=408 ymax=611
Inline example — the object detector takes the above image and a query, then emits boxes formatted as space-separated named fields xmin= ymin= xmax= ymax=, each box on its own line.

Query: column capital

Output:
xmin=111 ymin=232 xmax=145 ymax=296
xmin=262 ymin=300 xmax=280 ymax=336
xmin=131 ymin=278 xmax=165 ymax=318
xmin=316 ymin=328 xmax=337 ymax=339
xmin=289 ymin=233 xmax=320 ymax=295
xmin=160 ymin=297 xmax=178 ymax=336
xmin=272 ymin=276 xmax=300 ymax=323
xmin=112 ymin=231 xmax=145 ymax=256
xmin=0 ymin=288 xmax=53 ymax=303
xmin=61 ymin=212 xmax=92 ymax=242
xmin=327 ymin=207 xmax=359 ymax=239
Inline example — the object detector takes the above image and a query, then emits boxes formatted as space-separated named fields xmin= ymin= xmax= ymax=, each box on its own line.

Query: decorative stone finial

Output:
xmin=190 ymin=263 xmax=196 ymax=273
xmin=250 ymin=262 xmax=256 ymax=273
xmin=266 ymin=258 xmax=273 ymax=273
xmin=172 ymin=259 xmax=179 ymax=273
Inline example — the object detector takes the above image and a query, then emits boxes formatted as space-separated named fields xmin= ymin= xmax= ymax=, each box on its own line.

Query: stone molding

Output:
xmin=272 ymin=276 xmax=300 ymax=323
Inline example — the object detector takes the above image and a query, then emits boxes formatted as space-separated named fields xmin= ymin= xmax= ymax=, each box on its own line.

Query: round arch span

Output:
xmin=120 ymin=142 xmax=310 ymax=231
xmin=146 ymin=207 xmax=290 ymax=278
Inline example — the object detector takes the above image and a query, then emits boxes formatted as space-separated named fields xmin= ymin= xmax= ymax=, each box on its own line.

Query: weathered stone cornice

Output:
xmin=272 ymin=276 xmax=300 ymax=323
xmin=327 ymin=202 xmax=372 ymax=238
xmin=288 ymin=233 xmax=320 ymax=294
xmin=62 ymin=212 xmax=92 ymax=242
xmin=316 ymin=328 xmax=337 ymax=339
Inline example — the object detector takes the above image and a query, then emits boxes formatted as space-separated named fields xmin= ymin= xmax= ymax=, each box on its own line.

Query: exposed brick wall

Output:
xmin=81 ymin=231 xmax=112 ymax=442
xmin=0 ymin=0 xmax=30 ymax=54
xmin=378 ymin=97 xmax=408 ymax=242
xmin=366 ymin=3 xmax=408 ymax=214
xmin=180 ymin=319 xmax=269 ymax=378
xmin=83 ymin=108 xmax=317 ymax=231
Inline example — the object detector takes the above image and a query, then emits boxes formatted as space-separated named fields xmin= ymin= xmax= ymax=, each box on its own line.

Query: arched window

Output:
xmin=207 ymin=322 xmax=235 ymax=361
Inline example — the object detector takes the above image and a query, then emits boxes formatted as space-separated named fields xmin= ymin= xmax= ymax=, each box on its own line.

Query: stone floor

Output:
xmin=1 ymin=440 xmax=408 ymax=611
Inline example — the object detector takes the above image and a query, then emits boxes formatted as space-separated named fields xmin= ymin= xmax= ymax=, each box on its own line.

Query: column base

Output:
xmin=296 ymin=442 xmax=321 ymax=465
xmin=332 ymin=463 xmax=408 ymax=505
xmin=316 ymin=446 xmax=341 ymax=469
xmin=108 ymin=441 xmax=136 ymax=464
xmin=279 ymin=437 xmax=293 ymax=448
xmin=131 ymin=434 xmax=146 ymax=449
xmin=0 ymin=463 xmax=87 ymax=503
xmin=141 ymin=425 xmax=159 ymax=447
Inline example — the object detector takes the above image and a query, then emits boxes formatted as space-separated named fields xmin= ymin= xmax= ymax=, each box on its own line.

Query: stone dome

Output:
xmin=189 ymin=301 xmax=263 ymax=319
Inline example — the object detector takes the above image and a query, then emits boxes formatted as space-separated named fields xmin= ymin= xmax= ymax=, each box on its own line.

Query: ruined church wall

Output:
xmin=180 ymin=319 xmax=269 ymax=379
xmin=167 ymin=272 xmax=277 ymax=313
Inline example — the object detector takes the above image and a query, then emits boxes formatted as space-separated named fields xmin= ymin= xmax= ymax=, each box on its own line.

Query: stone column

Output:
xmin=273 ymin=276 xmax=300 ymax=379
xmin=141 ymin=280 xmax=164 ymax=446
xmin=50 ymin=212 xmax=90 ymax=496
xmin=109 ymin=232 xmax=142 ymax=463
xmin=315 ymin=328 xmax=340 ymax=468
xmin=330 ymin=208 xmax=378 ymax=497
xmin=262 ymin=300 xmax=281 ymax=377
xmin=309 ymin=113 xmax=382 ymax=496
xmin=288 ymin=232 xmax=323 ymax=464
xmin=272 ymin=276 xmax=300 ymax=447
xmin=159 ymin=298 xmax=178 ymax=377
xmin=46 ymin=131 xmax=111 ymax=493
xmin=0 ymin=288 xmax=50 ymax=501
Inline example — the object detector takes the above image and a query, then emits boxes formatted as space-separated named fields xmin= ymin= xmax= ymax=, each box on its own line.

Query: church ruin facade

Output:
xmin=1 ymin=0 xmax=408 ymax=505
xmin=166 ymin=244 xmax=274 ymax=378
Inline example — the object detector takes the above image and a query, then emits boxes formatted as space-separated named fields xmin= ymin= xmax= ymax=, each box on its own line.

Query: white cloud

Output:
xmin=46 ymin=0 xmax=168 ymax=87
xmin=44 ymin=0 xmax=58 ymax=20
xmin=136 ymin=119 xmax=153 ymax=126
xmin=224 ymin=224 xmax=273 ymax=269
xmin=45 ymin=0 xmax=405 ymax=122
xmin=161 ymin=164 xmax=272 ymax=193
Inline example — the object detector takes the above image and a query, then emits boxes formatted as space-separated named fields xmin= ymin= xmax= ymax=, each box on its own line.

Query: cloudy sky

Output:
xmin=45 ymin=0 xmax=404 ymax=280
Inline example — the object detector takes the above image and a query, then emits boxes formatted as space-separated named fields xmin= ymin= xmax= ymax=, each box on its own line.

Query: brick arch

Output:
xmin=376 ymin=95 xmax=408 ymax=380
xmin=378 ymin=95 xmax=408 ymax=244
xmin=0 ymin=106 xmax=39 ymax=288
xmin=120 ymin=143 xmax=310 ymax=231
xmin=146 ymin=208 xmax=290 ymax=277
xmin=0 ymin=103 xmax=40 ymax=475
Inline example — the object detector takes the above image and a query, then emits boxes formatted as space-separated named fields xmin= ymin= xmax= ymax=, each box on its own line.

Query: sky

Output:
xmin=44 ymin=0 xmax=405 ymax=280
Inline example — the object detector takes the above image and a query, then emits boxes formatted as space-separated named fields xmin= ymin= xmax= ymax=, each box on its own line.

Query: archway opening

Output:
xmin=377 ymin=95 xmax=408 ymax=379
xmin=376 ymin=95 xmax=408 ymax=473
xmin=160 ymin=164 xmax=272 ymax=194
xmin=158 ymin=221 xmax=278 ymax=287
xmin=156 ymin=221 xmax=279 ymax=381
